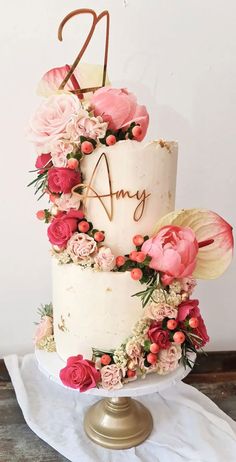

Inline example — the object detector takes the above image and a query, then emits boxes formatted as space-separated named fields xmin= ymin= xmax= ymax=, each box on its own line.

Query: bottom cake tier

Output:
xmin=52 ymin=258 xmax=143 ymax=360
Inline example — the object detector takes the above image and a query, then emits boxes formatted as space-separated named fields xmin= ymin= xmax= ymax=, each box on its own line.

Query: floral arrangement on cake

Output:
xmin=29 ymin=65 xmax=233 ymax=392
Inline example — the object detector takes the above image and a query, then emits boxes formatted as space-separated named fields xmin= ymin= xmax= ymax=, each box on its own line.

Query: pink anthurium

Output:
xmin=37 ymin=63 xmax=110 ymax=98
xmin=153 ymin=209 xmax=233 ymax=279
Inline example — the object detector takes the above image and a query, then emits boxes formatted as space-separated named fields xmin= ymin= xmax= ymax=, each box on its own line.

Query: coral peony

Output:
xmin=142 ymin=225 xmax=199 ymax=285
xmin=91 ymin=87 xmax=149 ymax=140
xmin=60 ymin=354 xmax=100 ymax=392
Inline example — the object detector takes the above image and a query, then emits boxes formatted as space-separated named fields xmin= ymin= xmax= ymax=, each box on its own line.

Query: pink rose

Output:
xmin=66 ymin=113 xmax=107 ymax=141
xmin=194 ymin=316 xmax=209 ymax=348
xmin=94 ymin=246 xmax=115 ymax=271
xmin=157 ymin=343 xmax=182 ymax=375
xmin=177 ymin=299 xmax=200 ymax=322
xmin=47 ymin=209 xmax=84 ymax=248
xmin=125 ymin=340 xmax=142 ymax=361
xmin=144 ymin=303 xmax=177 ymax=321
xmin=101 ymin=364 xmax=123 ymax=390
xmin=67 ymin=232 xmax=97 ymax=263
xmin=28 ymin=93 xmax=81 ymax=147
xmin=142 ymin=226 xmax=199 ymax=285
xmin=60 ymin=354 xmax=101 ymax=392
xmin=148 ymin=322 xmax=171 ymax=349
xmin=48 ymin=167 xmax=81 ymax=194
xmin=50 ymin=139 xmax=74 ymax=167
xmin=55 ymin=193 xmax=81 ymax=212
xmin=35 ymin=153 xmax=52 ymax=173
xmin=178 ymin=277 xmax=197 ymax=294
xmin=91 ymin=87 xmax=149 ymax=140
xmin=34 ymin=315 xmax=53 ymax=345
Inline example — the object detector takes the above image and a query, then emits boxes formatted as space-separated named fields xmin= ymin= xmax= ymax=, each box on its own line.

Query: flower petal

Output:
xmin=37 ymin=63 xmax=110 ymax=98
xmin=153 ymin=209 xmax=233 ymax=279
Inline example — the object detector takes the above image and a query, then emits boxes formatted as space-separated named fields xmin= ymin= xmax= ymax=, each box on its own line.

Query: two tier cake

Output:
xmin=28 ymin=9 xmax=233 ymax=392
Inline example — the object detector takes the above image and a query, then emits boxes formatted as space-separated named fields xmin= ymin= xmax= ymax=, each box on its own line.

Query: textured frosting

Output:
xmin=53 ymin=259 xmax=143 ymax=360
xmin=53 ymin=139 xmax=178 ymax=360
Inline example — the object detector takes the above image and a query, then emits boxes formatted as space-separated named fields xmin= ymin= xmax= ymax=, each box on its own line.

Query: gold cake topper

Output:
xmin=72 ymin=153 xmax=151 ymax=222
xmin=57 ymin=8 xmax=110 ymax=95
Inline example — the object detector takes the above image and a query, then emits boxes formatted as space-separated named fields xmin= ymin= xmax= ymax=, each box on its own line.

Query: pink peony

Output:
xmin=28 ymin=93 xmax=81 ymax=147
xmin=47 ymin=209 xmax=84 ymax=248
xmin=94 ymin=246 xmax=115 ymax=271
xmin=55 ymin=193 xmax=81 ymax=212
xmin=67 ymin=232 xmax=97 ymax=264
xmin=144 ymin=303 xmax=177 ymax=321
xmin=48 ymin=167 xmax=81 ymax=194
xmin=177 ymin=299 xmax=200 ymax=322
xmin=35 ymin=153 xmax=52 ymax=173
xmin=60 ymin=354 xmax=101 ymax=392
xmin=148 ymin=322 xmax=171 ymax=349
xmin=66 ymin=113 xmax=107 ymax=141
xmin=50 ymin=139 xmax=74 ymax=167
xmin=101 ymin=364 xmax=123 ymax=390
xmin=142 ymin=226 xmax=199 ymax=285
xmin=91 ymin=87 xmax=149 ymax=140
xmin=34 ymin=316 xmax=53 ymax=345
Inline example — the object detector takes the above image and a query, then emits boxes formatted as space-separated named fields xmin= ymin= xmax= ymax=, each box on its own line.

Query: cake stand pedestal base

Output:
xmin=84 ymin=396 xmax=153 ymax=449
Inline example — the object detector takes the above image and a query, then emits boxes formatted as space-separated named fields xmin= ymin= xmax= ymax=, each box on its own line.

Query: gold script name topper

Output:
xmin=72 ymin=153 xmax=151 ymax=222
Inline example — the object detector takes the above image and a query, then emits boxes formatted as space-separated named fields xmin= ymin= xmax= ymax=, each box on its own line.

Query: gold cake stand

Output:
xmin=84 ymin=396 xmax=153 ymax=449
xmin=36 ymin=349 xmax=194 ymax=450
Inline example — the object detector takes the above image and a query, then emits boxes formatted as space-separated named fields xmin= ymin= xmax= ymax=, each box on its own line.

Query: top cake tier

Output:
xmin=80 ymin=139 xmax=178 ymax=255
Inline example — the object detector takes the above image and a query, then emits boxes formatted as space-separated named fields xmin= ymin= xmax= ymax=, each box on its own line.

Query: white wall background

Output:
xmin=0 ymin=0 xmax=235 ymax=357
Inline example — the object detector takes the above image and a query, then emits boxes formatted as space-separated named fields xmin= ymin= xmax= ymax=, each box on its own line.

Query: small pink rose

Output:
xmin=91 ymin=87 xmax=149 ymax=140
xmin=144 ymin=303 xmax=177 ymax=321
xmin=142 ymin=226 xmax=199 ymax=285
xmin=101 ymin=364 xmax=123 ymax=390
xmin=67 ymin=232 xmax=97 ymax=263
xmin=48 ymin=167 xmax=81 ymax=194
xmin=50 ymin=139 xmax=74 ymax=167
xmin=148 ymin=322 xmax=171 ymax=349
xmin=55 ymin=193 xmax=81 ymax=212
xmin=34 ymin=316 xmax=53 ymax=345
xmin=94 ymin=246 xmax=115 ymax=271
xmin=60 ymin=354 xmax=101 ymax=392
xmin=47 ymin=209 xmax=84 ymax=248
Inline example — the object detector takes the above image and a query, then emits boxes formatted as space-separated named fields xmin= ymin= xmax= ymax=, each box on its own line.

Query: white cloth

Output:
xmin=4 ymin=354 xmax=236 ymax=462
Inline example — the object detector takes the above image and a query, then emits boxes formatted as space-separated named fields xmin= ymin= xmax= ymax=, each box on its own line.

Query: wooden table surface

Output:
xmin=0 ymin=353 xmax=236 ymax=462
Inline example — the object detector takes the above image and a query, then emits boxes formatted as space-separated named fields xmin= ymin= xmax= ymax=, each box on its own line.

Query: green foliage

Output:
xmin=37 ymin=303 xmax=53 ymax=319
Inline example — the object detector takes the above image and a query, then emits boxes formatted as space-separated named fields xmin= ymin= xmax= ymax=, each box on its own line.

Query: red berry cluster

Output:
xmin=115 ymin=234 xmax=153 ymax=282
